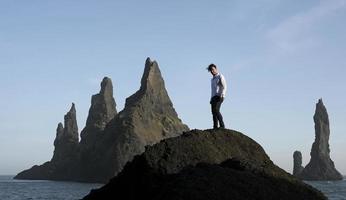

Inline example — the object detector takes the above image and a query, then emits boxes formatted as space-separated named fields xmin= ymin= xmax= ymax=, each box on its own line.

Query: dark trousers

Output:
xmin=210 ymin=95 xmax=225 ymax=129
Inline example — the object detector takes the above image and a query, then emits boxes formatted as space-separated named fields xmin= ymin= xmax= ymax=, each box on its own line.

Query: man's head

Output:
xmin=207 ymin=64 xmax=218 ymax=76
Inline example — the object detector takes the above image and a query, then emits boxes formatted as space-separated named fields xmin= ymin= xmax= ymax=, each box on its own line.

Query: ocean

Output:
xmin=0 ymin=176 xmax=102 ymax=200
xmin=0 ymin=175 xmax=345 ymax=199
xmin=306 ymin=178 xmax=346 ymax=200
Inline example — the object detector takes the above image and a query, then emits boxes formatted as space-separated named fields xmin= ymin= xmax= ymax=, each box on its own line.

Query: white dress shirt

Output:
xmin=211 ymin=73 xmax=227 ymax=99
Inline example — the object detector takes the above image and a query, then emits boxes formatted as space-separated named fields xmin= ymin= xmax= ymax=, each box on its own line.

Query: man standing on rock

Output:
xmin=207 ymin=64 xmax=227 ymax=129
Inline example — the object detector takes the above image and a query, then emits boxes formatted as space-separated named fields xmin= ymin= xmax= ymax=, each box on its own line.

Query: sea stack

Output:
xmin=15 ymin=58 xmax=189 ymax=183
xmin=80 ymin=77 xmax=117 ymax=142
xmin=299 ymin=99 xmax=342 ymax=180
xmin=293 ymin=151 xmax=304 ymax=177
xmin=78 ymin=77 xmax=117 ymax=179
xmin=52 ymin=103 xmax=79 ymax=163
xmin=96 ymin=57 xmax=189 ymax=181
xmin=15 ymin=103 xmax=80 ymax=180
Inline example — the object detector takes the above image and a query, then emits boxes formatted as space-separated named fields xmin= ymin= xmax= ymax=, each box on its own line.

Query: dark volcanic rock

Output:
xmin=83 ymin=129 xmax=326 ymax=200
xmin=79 ymin=77 xmax=117 ymax=179
xmin=299 ymin=99 xmax=343 ymax=180
xmin=90 ymin=58 xmax=189 ymax=182
xmin=52 ymin=103 xmax=79 ymax=162
xmin=80 ymin=77 xmax=117 ymax=139
xmin=293 ymin=151 xmax=304 ymax=177
xmin=15 ymin=104 xmax=79 ymax=180
xmin=15 ymin=58 xmax=189 ymax=183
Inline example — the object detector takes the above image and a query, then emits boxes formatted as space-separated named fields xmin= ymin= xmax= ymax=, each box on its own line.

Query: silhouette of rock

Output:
xmin=15 ymin=58 xmax=189 ymax=183
xmin=293 ymin=151 xmax=304 ymax=177
xmin=299 ymin=99 xmax=342 ymax=180
xmin=15 ymin=104 xmax=79 ymax=180
xmin=83 ymin=129 xmax=326 ymax=200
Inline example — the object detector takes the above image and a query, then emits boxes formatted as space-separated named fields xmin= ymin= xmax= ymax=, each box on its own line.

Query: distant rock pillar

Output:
xmin=293 ymin=151 xmax=304 ymax=177
xmin=299 ymin=99 xmax=343 ymax=180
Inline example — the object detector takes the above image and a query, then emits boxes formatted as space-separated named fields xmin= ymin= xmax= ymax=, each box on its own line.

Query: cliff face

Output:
xmin=298 ymin=99 xmax=342 ymax=180
xmin=83 ymin=129 xmax=326 ymax=200
xmin=15 ymin=58 xmax=189 ymax=183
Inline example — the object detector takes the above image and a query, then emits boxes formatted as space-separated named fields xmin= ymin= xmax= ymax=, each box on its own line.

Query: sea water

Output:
xmin=306 ymin=177 xmax=346 ymax=200
xmin=0 ymin=175 xmax=102 ymax=200
xmin=1 ymin=175 xmax=345 ymax=200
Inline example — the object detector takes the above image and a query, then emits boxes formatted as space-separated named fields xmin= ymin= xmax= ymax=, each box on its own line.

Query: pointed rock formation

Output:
xmin=95 ymin=57 xmax=189 ymax=182
xmin=81 ymin=77 xmax=117 ymax=139
xmin=83 ymin=129 xmax=326 ymax=200
xmin=52 ymin=103 xmax=79 ymax=162
xmin=79 ymin=77 xmax=117 ymax=179
xmin=15 ymin=58 xmax=189 ymax=183
xmin=15 ymin=104 xmax=79 ymax=180
xmin=299 ymin=99 xmax=342 ymax=180
xmin=293 ymin=151 xmax=304 ymax=177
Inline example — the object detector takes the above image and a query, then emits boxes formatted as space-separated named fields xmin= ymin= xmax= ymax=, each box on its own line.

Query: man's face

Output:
xmin=210 ymin=67 xmax=218 ymax=76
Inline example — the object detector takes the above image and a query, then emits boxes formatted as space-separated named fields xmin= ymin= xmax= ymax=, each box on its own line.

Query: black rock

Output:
xmin=15 ymin=103 xmax=80 ymax=180
xmin=15 ymin=58 xmax=189 ymax=183
xmin=83 ymin=129 xmax=326 ymax=200
xmin=88 ymin=58 xmax=189 ymax=182
xmin=293 ymin=151 xmax=304 ymax=177
xmin=299 ymin=99 xmax=343 ymax=180
xmin=78 ymin=77 xmax=117 ymax=180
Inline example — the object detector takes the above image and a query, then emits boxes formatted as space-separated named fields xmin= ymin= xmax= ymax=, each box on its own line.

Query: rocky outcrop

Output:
xmin=83 ymin=129 xmax=326 ymax=200
xmin=88 ymin=58 xmax=189 ymax=182
xmin=15 ymin=104 xmax=79 ymax=180
xmin=15 ymin=58 xmax=189 ymax=183
xmin=298 ymin=99 xmax=343 ymax=180
xmin=293 ymin=151 xmax=304 ymax=177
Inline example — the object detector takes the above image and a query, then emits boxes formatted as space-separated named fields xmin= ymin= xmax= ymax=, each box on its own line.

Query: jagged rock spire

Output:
xmin=78 ymin=77 xmax=118 ymax=179
xmin=82 ymin=77 xmax=117 ymax=136
xmin=51 ymin=103 xmax=79 ymax=167
xmin=141 ymin=58 xmax=164 ymax=90
xmin=14 ymin=58 xmax=190 ymax=183
xmin=63 ymin=103 xmax=79 ymax=143
xmin=311 ymin=99 xmax=330 ymax=159
xmin=98 ymin=57 xmax=189 ymax=181
xmin=54 ymin=123 xmax=64 ymax=146
xmin=121 ymin=57 xmax=189 ymax=143
xmin=299 ymin=99 xmax=342 ymax=180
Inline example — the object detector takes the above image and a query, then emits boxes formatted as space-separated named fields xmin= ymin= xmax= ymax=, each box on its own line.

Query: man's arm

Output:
xmin=220 ymin=75 xmax=227 ymax=98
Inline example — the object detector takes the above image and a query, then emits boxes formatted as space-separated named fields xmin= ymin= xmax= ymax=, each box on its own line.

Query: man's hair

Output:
xmin=207 ymin=63 xmax=217 ymax=72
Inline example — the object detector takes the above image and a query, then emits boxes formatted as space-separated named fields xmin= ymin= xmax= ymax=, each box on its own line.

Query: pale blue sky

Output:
xmin=0 ymin=0 xmax=345 ymax=175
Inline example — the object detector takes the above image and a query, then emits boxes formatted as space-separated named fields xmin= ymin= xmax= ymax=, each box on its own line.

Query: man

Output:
xmin=207 ymin=64 xmax=227 ymax=129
